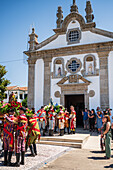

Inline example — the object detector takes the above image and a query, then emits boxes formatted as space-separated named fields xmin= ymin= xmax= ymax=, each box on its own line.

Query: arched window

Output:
xmin=81 ymin=54 xmax=99 ymax=77
xmin=52 ymin=58 xmax=66 ymax=78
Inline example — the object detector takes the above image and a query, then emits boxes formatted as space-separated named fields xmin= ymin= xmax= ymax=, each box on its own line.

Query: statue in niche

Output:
xmin=57 ymin=67 xmax=62 ymax=76
xmin=88 ymin=63 xmax=93 ymax=74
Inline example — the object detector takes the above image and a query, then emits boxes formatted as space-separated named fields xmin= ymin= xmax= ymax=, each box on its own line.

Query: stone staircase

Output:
xmin=38 ymin=134 xmax=90 ymax=149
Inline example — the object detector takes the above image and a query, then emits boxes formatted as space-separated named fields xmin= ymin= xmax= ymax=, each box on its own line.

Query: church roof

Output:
xmin=24 ymin=1 xmax=113 ymax=55
xmin=36 ymin=29 xmax=113 ymax=51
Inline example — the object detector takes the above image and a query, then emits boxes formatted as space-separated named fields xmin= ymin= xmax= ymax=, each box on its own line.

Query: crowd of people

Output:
xmin=37 ymin=105 xmax=76 ymax=136
xmin=0 ymin=100 xmax=113 ymax=167
xmin=0 ymin=103 xmax=77 ymax=167
xmin=82 ymin=107 xmax=113 ymax=159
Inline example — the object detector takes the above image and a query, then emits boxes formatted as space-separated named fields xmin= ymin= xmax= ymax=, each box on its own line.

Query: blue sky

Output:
xmin=0 ymin=0 xmax=113 ymax=87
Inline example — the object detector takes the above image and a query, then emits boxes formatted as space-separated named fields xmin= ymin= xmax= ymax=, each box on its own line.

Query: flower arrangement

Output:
xmin=0 ymin=101 xmax=22 ymax=115
xmin=44 ymin=103 xmax=65 ymax=114
xmin=25 ymin=108 xmax=34 ymax=117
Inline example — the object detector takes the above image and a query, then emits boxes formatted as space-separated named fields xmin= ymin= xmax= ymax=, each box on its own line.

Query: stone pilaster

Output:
xmin=43 ymin=57 xmax=52 ymax=105
xmin=98 ymin=51 xmax=110 ymax=110
xmin=27 ymin=59 xmax=36 ymax=109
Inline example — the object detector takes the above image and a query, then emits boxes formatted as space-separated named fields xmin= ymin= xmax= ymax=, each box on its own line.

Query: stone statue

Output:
xmin=58 ymin=67 xmax=61 ymax=76
xmin=88 ymin=63 xmax=93 ymax=74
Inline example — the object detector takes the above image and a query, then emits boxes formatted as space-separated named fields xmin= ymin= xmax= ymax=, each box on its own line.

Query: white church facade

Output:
xmin=24 ymin=0 xmax=113 ymax=119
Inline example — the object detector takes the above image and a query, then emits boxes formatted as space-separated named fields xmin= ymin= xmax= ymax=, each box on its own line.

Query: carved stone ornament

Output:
xmin=69 ymin=75 xmax=78 ymax=83
xmin=66 ymin=57 xmax=82 ymax=74
xmin=89 ymin=90 xmax=95 ymax=97
xmin=54 ymin=91 xmax=61 ymax=98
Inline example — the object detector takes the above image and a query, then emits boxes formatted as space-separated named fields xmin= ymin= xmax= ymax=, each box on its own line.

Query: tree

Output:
xmin=22 ymin=97 xmax=27 ymax=108
xmin=0 ymin=64 xmax=11 ymax=101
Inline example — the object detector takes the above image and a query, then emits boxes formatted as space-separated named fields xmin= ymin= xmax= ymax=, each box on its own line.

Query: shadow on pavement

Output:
xmin=88 ymin=156 xmax=105 ymax=160
xmin=90 ymin=151 xmax=105 ymax=154
xmin=104 ymin=164 xmax=113 ymax=168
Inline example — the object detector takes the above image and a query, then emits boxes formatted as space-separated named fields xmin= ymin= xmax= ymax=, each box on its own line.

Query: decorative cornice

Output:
xmin=27 ymin=59 xmax=37 ymax=65
xmin=24 ymin=41 xmax=113 ymax=59
xmin=57 ymin=74 xmax=91 ymax=87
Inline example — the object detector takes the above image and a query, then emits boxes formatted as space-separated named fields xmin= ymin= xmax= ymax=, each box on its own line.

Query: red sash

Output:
xmin=3 ymin=121 xmax=14 ymax=147
xmin=28 ymin=120 xmax=40 ymax=135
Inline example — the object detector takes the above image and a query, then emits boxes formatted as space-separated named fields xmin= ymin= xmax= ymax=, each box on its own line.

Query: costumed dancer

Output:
xmin=26 ymin=112 xmax=40 ymax=156
xmin=48 ymin=106 xmax=56 ymax=136
xmin=64 ymin=108 xmax=70 ymax=134
xmin=57 ymin=106 xmax=65 ymax=136
xmin=14 ymin=107 xmax=27 ymax=167
xmin=37 ymin=106 xmax=46 ymax=136
xmin=70 ymin=106 xmax=76 ymax=134
xmin=3 ymin=109 xmax=16 ymax=166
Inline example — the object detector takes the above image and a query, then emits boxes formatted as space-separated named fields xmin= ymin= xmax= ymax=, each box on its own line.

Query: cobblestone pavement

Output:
xmin=0 ymin=144 xmax=71 ymax=170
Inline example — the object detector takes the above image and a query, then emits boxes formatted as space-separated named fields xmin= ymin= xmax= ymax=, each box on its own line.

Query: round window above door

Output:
xmin=66 ymin=57 xmax=82 ymax=74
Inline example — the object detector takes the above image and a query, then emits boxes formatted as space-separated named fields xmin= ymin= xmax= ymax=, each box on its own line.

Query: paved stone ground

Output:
xmin=39 ymin=133 xmax=113 ymax=170
xmin=0 ymin=144 xmax=71 ymax=170
xmin=39 ymin=149 xmax=113 ymax=170
xmin=0 ymin=130 xmax=113 ymax=170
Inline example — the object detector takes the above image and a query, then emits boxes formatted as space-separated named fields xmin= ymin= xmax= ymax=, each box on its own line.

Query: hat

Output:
xmin=8 ymin=108 xmax=15 ymax=113
xmin=19 ymin=106 xmax=26 ymax=112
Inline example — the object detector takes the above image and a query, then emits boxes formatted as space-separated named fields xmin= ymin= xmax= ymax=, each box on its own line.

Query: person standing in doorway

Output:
xmin=70 ymin=106 xmax=76 ymax=134
xmin=88 ymin=109 xmax=95 ymax=132
xmin=82 ymin=108 xmax=88 ymax=130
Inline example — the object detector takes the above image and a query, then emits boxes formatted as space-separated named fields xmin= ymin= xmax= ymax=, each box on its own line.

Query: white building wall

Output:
xmin=35 ymin=59 xmax=44 ymax=111
xmin=51 ymin=53 xmax=100 ymax=110
xmin=88 ymin=76 xmax=100 ymax=110
xmin=109 ymin=51 xmax=113 ymax=113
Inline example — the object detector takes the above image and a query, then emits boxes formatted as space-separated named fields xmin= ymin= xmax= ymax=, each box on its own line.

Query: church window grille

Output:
xmin=67 ymin=28 xmax=81 ymax=44
xmin=66 ymin=58 xmax=82 ymax=74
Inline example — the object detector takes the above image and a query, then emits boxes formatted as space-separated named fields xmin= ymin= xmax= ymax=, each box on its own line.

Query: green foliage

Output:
xmin=22 ymin=97 xmax=27 ymax=108
xmin=0 ymin=64 xmax=11 ymax=101
xmin=44 ymin=104 xmax=65 ymax=114
xmin=0 ymin=101 xmax=22 ymax=115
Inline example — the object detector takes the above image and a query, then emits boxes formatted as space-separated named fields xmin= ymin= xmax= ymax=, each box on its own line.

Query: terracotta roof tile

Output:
xmin=7 ymin=86 xmax=28 ymax=91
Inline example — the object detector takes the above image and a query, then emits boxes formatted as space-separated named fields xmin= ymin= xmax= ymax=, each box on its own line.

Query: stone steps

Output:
xmin=38 ymin=134 xmax=90 ymax=149
xmin=38 ymin=140 xmax=82 ymax=148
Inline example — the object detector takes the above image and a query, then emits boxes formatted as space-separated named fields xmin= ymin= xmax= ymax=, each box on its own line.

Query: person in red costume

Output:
xmin=3 ymin=109 xmax=16 ymax=166
xmin=37 ymin=106 xmax=46 ymax=136
xmin=48 ymin=106 xmax=56 ymax=136
xmin=70 ymin=106 xmax=76 ymax=134
xmin=64 ymin=108 xmax=70 ymax=134
xmin=57 ymin=106 xmax=65 ymax=136
xmin=14 ymin=107 xmax=27 ymax=167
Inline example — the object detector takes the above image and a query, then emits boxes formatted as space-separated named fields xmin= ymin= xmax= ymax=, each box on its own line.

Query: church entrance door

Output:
xmin=65 ymin=94 xmax=85 ymax=127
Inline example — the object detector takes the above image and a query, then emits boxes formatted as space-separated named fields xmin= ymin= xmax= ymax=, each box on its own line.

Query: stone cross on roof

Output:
xmin=73 ymin=0 xmax=76 ymax=5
